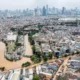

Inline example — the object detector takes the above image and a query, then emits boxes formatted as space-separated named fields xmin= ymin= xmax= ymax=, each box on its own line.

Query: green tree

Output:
xmin=22 ymin=62 xmax=31 ymax=67
xmin=33 ymin=74 xmax=40 ymax=80
xmin=17 ymin=52 xmax=21 ymax=55
xmin=30 ymin=55 xmax=41 ymax=63
xmin=18 ymin=30 xmax=23 ymax=35
xmin=28 ymin=35 xmax=34 ymax=45
xmin=32 ymin=46 xmax=36 ymax=54
xmin=36 ymin=51 xmax=41 ymax=58
xmin=10 ymin=28 xmax=16 ymax=32
xmin=43 ymin=56 xmax=48 ymax=62
xmin=38 ymin=41 xmax=41 ymax=46
xmin=72 ymin=52 xmax=75 ymax=55
xmin=15 ymin=43 xmax=22 ymax=47
xmin=31 ymin=55 xmax=36 ymax=61
xmin=57 ymin=76 xmax=67 ymax=80
xmin=55 ymin=52 xmax=59 ymax=58
xmin=64 ymin=54 xmax=68 ymax=57
xmin=38 ymin=23 xmax=44 ymax=30
xmin=60 ymin=77 xmax=66 ymax=80
xmin=0 ymin=67 xmax=5 ymax=71
xmin=76 ymin=51 xmax=80 ymax=54
xmin=48 ymin=53 xmax=53 ymax=59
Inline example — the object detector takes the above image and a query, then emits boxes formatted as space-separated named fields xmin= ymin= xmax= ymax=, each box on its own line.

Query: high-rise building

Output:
xmin=42 ymin=6 xmax=47 ymax=16
xmin=34 ymin=8 xmax=37 ymax=16
xmin=62 ymin=7 xmax=66 ymax=15
xmin=34 ymin=7 xmax=41 ymax=16
xmin=46 ymin=5 xmax=49 ymax=15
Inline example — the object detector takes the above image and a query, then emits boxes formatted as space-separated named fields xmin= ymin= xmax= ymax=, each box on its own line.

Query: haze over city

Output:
xmin=0 ymin=0 xmax=80 ymax=10
xmin=0 ymin=0 xmax=80 ymax=80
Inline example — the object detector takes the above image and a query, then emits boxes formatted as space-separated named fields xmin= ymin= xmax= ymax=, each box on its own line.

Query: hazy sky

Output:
xmin=0 ymin=0 xmax=80 ymax=10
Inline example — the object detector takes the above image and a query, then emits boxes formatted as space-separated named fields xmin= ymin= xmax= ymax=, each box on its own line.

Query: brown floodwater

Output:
xmin=0 ymin=41 xmax=32 ymax=70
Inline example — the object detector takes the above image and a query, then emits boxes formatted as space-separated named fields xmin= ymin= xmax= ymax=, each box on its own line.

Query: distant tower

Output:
xmin=62 ymin=7 xmax=66 ymax=15
xmin=42 ymin=6 xmax=47 ymax=16
xmin=34 ymin=8 xmax=41 ymax=16
xmin=46 ymin=5 xmax=49 ymax=15
xmin=34 ymin=8 xmax=37 ymax=16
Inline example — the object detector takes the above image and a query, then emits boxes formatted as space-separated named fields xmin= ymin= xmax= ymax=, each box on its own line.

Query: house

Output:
xmin=36 ymin=62 xmax=59 ymax=79
xmin=7 ymin=32 xmax=17 ymax=42
xmin=41 ymin=43 xmax=52 ymax=55
xmin=21 ymin=68 xmax=33 ymax=80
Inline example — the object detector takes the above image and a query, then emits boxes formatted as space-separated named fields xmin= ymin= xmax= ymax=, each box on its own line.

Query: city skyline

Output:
xmin=0 ymin=0 xmax=80 ymax=10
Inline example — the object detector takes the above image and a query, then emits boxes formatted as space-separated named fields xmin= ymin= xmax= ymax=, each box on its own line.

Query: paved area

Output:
xmin=24 ymin=34 xmax=33 ymax=56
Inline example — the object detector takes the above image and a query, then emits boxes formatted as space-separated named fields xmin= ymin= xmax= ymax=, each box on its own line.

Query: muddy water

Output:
xmin=0 ymin=41 xmax=31 ymax=70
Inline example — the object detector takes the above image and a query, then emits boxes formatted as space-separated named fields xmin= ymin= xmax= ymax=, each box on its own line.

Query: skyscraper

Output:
xmin=62 ymin=7 xmax=66 ymax=15
xmin=34 ymin=8 xmax=37 ymax=16
xmin=42 ymin=6 xmax=46 ymax=16
xmin=46 ymin=5 xmax=49 ymax=15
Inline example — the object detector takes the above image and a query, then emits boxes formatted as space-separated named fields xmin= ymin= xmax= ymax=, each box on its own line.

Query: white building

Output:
xmin=7 ymin=32 xmax=17 ymax=41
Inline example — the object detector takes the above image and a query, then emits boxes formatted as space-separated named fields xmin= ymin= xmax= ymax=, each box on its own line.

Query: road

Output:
xmin=53 ymin=56 xmax=70 ymax=80
xmin=24 ymin=34 xmax=33 ymax=56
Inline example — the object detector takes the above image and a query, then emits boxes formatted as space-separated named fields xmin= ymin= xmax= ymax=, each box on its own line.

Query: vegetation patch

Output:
xmin=22 ymin=62 xmax=31 ymax=67
xmin=7 ymin=42 xmax=16 ymax=54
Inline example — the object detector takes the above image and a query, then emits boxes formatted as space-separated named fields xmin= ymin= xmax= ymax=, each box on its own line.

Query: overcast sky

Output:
xmin=0 ymin=0 xmax=80 ymax=10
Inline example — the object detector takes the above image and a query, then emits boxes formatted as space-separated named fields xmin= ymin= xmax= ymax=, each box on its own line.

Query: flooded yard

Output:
xmin=0 ymin=39 xmax=32 ymax=70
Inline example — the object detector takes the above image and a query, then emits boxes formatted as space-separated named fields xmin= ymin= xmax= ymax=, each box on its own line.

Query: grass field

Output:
xmin=7 ymin=42 xmax=16 ymax=53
